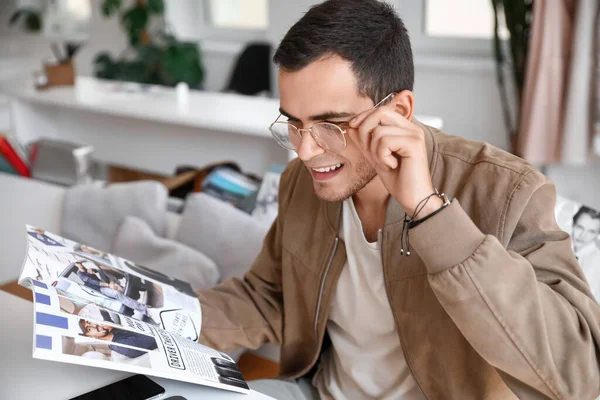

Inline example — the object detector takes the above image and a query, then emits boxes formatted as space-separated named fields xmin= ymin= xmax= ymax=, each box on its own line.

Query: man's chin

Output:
xmin=313 ymin=183 xmax=352 ymax=203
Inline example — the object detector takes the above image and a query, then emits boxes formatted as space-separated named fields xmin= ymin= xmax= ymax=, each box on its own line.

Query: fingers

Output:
xmin=349 ymin=106 xmax=377 ymax=129
xmin=348 ymin=123 xmax=421 ymax=171
xmin=369 ymin=126 xmax=402 ymax=170
xmin=350 ymin=107 xmax=411 ymax=150
xmin=347 ymin=106 xmax=425 ymax=173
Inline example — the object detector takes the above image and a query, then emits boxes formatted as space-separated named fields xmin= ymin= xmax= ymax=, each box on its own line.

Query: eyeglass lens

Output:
xmin=270 ymin=122 xmax=346 ymax=153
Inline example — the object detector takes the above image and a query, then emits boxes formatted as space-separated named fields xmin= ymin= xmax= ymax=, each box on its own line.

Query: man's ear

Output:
xmin=391 ymin=90 xmax=415 ymax=121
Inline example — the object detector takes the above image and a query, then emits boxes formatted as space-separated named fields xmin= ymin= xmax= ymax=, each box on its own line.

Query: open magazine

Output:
xmin=18 ymin=225 xmax=250 ymax=394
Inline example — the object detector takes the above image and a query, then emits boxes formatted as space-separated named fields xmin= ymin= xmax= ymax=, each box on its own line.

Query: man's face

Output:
xmin=83 ymin=321 xmax=112 ymax=339
xmin=572 ymin=213 xmax=600 ymax=252
xmin=278 ymin=55 xmax=377 ymax=202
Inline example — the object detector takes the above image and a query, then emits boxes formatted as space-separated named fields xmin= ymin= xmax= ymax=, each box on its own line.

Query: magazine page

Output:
xmin=28 ymin=279 xmax=250 ymax=394
xmin=19 ymin=225 xmax=202 ymax=341
xmin=554 ymin=196 xmax=600 ymax=301
xmin=252 ymin=164 xmax=285 ymax=225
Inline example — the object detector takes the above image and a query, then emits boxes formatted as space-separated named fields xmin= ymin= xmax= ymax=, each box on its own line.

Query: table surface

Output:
xmin=0 ymin=290 xmax=274 ymax=400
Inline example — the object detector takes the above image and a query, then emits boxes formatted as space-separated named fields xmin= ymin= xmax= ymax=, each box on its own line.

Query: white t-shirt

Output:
xmin=313 ymin=198 xmax=421 ymax=399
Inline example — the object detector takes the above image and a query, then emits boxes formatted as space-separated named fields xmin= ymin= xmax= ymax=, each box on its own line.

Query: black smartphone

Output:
xmin=69 ymin=374 xmax=165 ymax=400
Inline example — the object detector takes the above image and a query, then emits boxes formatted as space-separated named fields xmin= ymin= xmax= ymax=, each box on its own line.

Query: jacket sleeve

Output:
xmin=195 ymin=162 xmax=298 ymax=352
xmin=410 ymin=169 xmax=600 ymax=400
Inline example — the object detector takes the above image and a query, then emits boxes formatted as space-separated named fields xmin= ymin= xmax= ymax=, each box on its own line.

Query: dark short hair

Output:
xmin=573 ymin=206 xmax=600 ymax=224
xmin=273 ymin=0 xmax=414 ymax=104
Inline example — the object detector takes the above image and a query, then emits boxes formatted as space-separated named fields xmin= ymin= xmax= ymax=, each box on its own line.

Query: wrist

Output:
xmin=414 ymin=196 xmax=444 ymax=219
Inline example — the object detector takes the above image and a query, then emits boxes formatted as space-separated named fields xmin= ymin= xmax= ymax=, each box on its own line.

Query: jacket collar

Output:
xmin=324 ymin=120 xmax=437 ymax=233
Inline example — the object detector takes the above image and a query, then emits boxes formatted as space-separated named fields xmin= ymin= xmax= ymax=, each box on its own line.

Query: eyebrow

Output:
xmin=279 ymin=107 xmax=355 ymax=122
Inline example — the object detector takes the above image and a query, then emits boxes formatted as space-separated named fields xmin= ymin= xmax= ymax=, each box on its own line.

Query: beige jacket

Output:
xmin=198 ymin=125 xmax=600 ymax=399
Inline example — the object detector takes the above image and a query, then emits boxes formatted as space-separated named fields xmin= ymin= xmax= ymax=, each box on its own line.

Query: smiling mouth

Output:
xmin=311 ymin=163 xmax=343 ymax=173
xmin=309 ymin=163 xmax=345 ymax=181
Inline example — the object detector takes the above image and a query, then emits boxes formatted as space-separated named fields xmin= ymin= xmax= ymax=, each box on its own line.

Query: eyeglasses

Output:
xmin=269 ymin=92 xmax=397 ymax=153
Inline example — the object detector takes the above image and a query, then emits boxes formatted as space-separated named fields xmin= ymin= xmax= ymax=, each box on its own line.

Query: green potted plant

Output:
xmin=94 ymin=0 xmax=205 ymax=89
xmin=9 ymin=0 xmax=205 ymax=90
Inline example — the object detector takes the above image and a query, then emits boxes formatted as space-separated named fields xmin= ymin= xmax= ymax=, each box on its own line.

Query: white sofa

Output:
xmin=0 ymin=172 xmax=280 ymax=362
xmin=0 ymin=173 xmax=183 ymax=284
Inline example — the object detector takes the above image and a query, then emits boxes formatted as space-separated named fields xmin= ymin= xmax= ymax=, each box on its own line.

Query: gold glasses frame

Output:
xmin=269 ymin=92 xmax=397 ymax=153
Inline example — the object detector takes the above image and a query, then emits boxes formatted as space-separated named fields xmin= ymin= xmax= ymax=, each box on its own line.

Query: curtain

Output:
xmin=560 ymin=0 xmax=600 ymax=164
xmin=517 ymin=0 xmax=577 ymax=165
xmin=518 ymin=0 xmax=600 ymax=166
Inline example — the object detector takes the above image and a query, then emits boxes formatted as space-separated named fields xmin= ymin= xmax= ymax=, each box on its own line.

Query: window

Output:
xmin=425 ymin=0 xmax=508 ymax=39
xmin=165 ymin=0 xmax=268 ymax=43
xmin=392 ymin=0 xmax=506 ymax=59
xmin=42 ymin=0 xmax=92 ymax=42
xmin=206 ymin=0 xmax=268 ymax=30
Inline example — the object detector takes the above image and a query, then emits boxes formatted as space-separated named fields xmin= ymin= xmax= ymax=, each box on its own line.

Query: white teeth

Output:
xmin=313 ymin=163 xmax=343 ymax=173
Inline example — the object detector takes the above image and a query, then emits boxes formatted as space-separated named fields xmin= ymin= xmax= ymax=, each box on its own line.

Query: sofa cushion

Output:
xmin=0 ymin=173 xmax=65 ymax=284
xmin=62 ymin=181 xmax=168 ymax=252
xmin=175 ymin=193 xmax=271 ymax=281
xmin=111 ymin=216 xmax=220 ymax=291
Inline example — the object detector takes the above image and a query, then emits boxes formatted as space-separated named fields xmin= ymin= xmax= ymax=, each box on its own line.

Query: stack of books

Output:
xmin=201 ymin=166 xmax=261 ymax=209
xmin=0 ymin=134 xmax=30 ymax=177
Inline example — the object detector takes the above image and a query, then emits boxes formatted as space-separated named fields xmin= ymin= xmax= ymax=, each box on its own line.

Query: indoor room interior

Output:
xmin=0 ymin=1 xmax=599 ymax=399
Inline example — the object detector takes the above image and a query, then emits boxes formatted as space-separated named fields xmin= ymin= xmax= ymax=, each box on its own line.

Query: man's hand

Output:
xmin=349 ymin=106 xmax=442 ymax=217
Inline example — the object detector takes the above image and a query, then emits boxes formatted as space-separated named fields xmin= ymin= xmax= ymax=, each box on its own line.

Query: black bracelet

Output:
xmin=408 ymin=200 xmax=451 ymax=229
xmin=400 ymin=190 xmax=452 ymax=256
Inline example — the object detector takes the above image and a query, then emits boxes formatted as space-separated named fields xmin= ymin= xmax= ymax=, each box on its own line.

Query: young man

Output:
xmin=74 ymin=262 xmax=157 ymax=323
xmin=197 ymin=1 xmax=600 ymax=399
xmin=79 ymin=319 xmax=158 ymax=358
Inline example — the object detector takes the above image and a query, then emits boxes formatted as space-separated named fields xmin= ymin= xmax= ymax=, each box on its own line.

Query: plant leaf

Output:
xmin=25 ymin=13 xmax=41 ymax=31
xmin=147 ymin=0 xmax=165 ymax=14
xmin=159 ymin=42 xmax=204 ymax=88
xmin=135 ymin=44 xmax=162 ymax=65
xmin=101 ymin=0 xmax=121 ymax=17
xmin=121 ymin=5 xmax=149 ymax=46
xmin=9 ymin=8 xmax=42 ymax=32
xmin=93 ymin=52 xmax=118 ymax=79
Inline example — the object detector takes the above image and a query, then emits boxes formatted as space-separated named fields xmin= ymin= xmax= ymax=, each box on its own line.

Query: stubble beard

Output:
xmin=313 ymin=154 xmax=377 ymax=203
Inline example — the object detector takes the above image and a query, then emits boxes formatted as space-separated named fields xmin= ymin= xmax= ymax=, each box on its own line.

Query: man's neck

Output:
xmin=352 ymin=176 xmax=390 ymax=242
xmin=101 ymin=333 xmax=115 ymax=342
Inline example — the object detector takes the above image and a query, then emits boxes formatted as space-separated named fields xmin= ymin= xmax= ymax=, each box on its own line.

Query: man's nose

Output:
xmin=297 ymin=130 xmax=325 ymax=161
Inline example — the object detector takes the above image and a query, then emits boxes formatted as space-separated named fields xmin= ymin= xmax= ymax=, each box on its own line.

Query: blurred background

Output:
xmin=0 ymin=0 xmax=598 ymax=204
